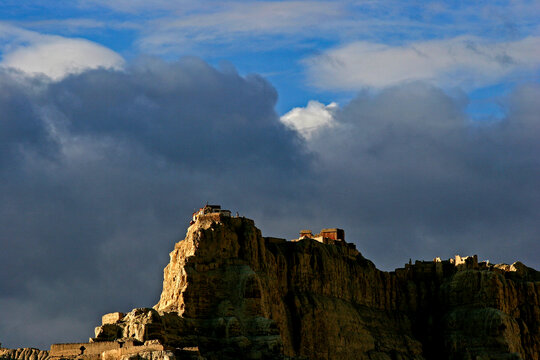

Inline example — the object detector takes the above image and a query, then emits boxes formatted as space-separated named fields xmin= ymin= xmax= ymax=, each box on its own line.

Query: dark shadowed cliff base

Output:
xmin=2 ymin=212 xmax=539 ymax=360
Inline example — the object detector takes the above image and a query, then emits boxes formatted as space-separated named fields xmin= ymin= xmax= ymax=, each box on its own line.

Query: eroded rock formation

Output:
xmin=3 ymin=211 xmax=539 ymax=360
xmin=157 ymin=214 xmax=539 ymax=359
xmin=103 ymin=213 xmax=538 ymax=359
xmin=0 ymin=347 xmax=49 ymax=360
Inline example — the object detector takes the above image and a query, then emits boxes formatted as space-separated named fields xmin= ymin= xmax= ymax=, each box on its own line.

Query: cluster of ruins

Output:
xmin=394 ymin=254 xmax=504 ymax=279
xmin=47 ymin=312 xmax=199 ymax=360
xmin=188 ymin=205 xmax=506 ymax=278
xmin=292 ymin=228 xmax=345 ymax=245
xmin=189 ymin=205 xmax=349 ymax=246
xmin=190 ymin=204 xmax=232 ymax=225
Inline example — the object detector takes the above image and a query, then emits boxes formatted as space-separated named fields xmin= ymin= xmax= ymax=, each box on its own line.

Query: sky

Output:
xmin=0 ymin=0 xmax=539 ymax=349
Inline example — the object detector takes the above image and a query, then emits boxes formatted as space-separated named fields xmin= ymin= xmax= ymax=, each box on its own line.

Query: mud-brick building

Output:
xmin=295 ymin=228 xmax=345 ymax=244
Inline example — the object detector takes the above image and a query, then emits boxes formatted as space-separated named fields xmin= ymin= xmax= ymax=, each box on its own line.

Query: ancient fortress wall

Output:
xmin=49 ymin=341 xmax=122 ymax=359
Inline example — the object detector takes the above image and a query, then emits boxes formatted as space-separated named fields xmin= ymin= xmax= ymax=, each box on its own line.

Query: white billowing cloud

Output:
xmin=304 ymin=36 xmax=540 ymax=90
xmin=280 ymin=100 xmax=338 ymax=139
xmin=0 ymin=29 xmax=124 ymax=81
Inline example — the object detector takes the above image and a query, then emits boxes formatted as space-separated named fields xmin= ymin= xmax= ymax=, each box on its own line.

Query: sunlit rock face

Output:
xmin=0 ymin=348 xmax=49 ymax=360
xmin=151 ymin=213 xmax=539 ymax=360
xmin=3 ymin=212 xmax=538 ymax=360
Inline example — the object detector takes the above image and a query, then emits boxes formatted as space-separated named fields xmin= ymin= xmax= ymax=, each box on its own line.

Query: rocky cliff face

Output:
xmin=0 ymin=347 xmax=49 ymax=360
xmin=144 ymin=213 xmax=539 ymax=360
xmin=7 ymin=212 xmax=538 ymax=360
xmin=151 ymin=214 xmax=423 ymax=359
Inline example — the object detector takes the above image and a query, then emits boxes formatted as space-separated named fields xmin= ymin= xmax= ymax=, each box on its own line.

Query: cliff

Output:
xmin=148 ymin=214 xmax=540 ymax=359
xmin=3 ymin=212 xmax=539 ymax=360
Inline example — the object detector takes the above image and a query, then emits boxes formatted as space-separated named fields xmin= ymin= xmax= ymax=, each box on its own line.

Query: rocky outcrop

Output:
xmin=149 ymin=213 xmax=539 ymax=359
xmin=10 ymin=211 xmax=538 ymax=360
xmin=438 ymin=267 xmax=540 ymax=359
xmin=0 ymin=348 xmax=49 ymax=360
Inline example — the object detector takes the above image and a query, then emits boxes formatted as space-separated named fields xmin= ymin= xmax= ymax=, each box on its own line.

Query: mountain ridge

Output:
xmin=2 ymin=210 xmax=539 ymax=359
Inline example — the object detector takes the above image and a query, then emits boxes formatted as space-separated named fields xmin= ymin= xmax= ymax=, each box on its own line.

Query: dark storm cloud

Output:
xmin=0 ymin=59 xmax=313 ymax=348
xmin=1 ymin=61 xmax=539 ymax=349
xmin=47 ymin=57 xmax=305 ymax=171
xmin=0 ymin=71 xmax=56 ymax=169
xmin=305 ymin=82 xmax=540 ymax=270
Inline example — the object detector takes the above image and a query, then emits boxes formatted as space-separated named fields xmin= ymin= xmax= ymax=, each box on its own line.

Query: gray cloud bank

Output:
xmin=1 ymin=58 xmax=539 ymax=348
xmin=307 ymin=83 xmax=539 ymax=269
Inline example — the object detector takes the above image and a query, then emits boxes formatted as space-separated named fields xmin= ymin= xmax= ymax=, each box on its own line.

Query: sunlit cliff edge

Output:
xmin=1 ymin=207 xmax=539 ymax=360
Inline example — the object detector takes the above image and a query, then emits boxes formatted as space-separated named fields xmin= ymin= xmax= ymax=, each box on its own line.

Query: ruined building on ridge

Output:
xmin=293 ymin=228 xmax=345 ymax=244
xmin=190 ymin=204 xmax=231 ymax=225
